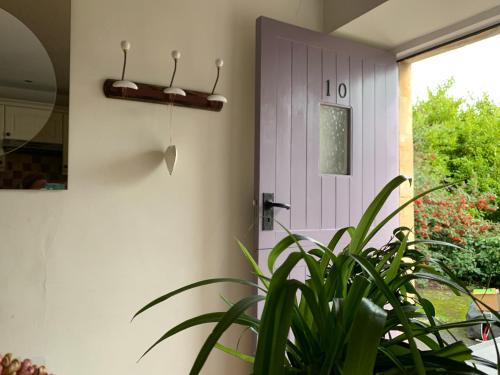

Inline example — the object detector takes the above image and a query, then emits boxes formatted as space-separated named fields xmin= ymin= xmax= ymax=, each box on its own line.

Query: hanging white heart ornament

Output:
xmin=165 ymin=145 xmax=177 ymax=175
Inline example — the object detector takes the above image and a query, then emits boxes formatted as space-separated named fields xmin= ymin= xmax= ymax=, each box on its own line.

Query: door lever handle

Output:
xmin=262 ymin=193 xmax=290 ymax=231
xmin=264 ymin=200 xmax=291 ymax=210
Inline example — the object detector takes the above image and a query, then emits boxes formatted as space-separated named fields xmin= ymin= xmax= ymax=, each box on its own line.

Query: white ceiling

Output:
xmin=333 ymin=0 xmax=500 ymax=57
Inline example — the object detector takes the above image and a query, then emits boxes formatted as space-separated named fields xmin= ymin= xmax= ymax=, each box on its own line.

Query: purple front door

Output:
xmin=255 ymin=17 xmax=399 ymax=278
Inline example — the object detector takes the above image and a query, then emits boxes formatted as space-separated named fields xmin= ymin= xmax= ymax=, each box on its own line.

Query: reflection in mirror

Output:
xmin=0 ymin=1 xmax=70 ymax=190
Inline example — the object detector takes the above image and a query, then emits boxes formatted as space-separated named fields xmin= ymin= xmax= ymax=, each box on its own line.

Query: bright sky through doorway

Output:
xmin=411 ymin=34 xmax=500 ymax=105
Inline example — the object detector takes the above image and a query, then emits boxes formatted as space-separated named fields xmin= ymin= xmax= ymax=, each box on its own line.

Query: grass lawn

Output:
xmin=417 ymin=286 xmax=471 ymax=323
xmin=416 ymin=286 xmax=476 ymax=346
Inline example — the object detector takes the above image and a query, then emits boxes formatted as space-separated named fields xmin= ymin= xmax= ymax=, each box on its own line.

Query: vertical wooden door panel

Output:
xmin=306 ymin=46 xmax=322 ymax=229
xmin=290 ymin=42 xmax=308 ymax=230
xmin=275 ymin=39 xmax=293 ymax=228
xmin=322 ymin=49 xmax=337 ymax=104
xmin=362 ymin=61 xmax=375 ymax=212
xmin=349 ymin=57 xmax=363 ymax=225
xmin=336 ymin=54 xmax=350 ymax=106
xmin=335 ymin=178 xmax=350 ymax=228
xmin=386 ymin=64 xmax=400 ymax=230
xmin=321 ymin=172 xmax=336 ymax=230
xmin=374 ymin=64 xmax=388 ymax=194
xmin=374 ymin=64 xmax=390 ymax=236
xmin=256 ymin=20 xmax=278 ymax=246
xmin=334 ymin=54 xmax=351 ymax=229
xmin=321 ymin=49 xmax=337 ymax=229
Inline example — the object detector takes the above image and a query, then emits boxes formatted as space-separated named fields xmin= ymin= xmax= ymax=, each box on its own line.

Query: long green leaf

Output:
xmin=349 ymin=253 xmax=426 ymax=375
xmin=433 ymin=341 xmax=472 ymax=362
xmin=327 ymin=226 xmax=354 ymax=251
xmin=275 ymin=224 xmax=330 ymax=320
xmin=362 ymin=179 xmax=461 ymax=248
xmin=268 ymin=233 xmax=331 ymax=273
xmin=254 ymin=280 xmax=303 ymax=375
xmin=190 ymin=295 xmax=264 ymax=375
xmin=255 ymin=252 xmax=316 ymax=373
xmin=407 ymin=239 xmax=465 ymax=250
xmin=290 ymin=304 xmax=318 ymax=364
xmin=414 ymin=290 xmax=445 ymax=348
xmin=383 ymin=231 xmax=409 ymax=283
xmin=350 ymin=175 xmax=410 ymax=254
xmin=342 ymin=298 xmax=387 ymax=375
xmin=375 ymin=245 xmax=401 ymax=273
xmin=237 ymin=240 xmax=270 ymax=289
xmin=132 ymin=278 xmax=261 ymax=320
xmin=138 ymin=311 xmax=259 ymax=360
xmin=377 ymin=346 xmax=408 ymax=374
xmin=319 ymin=277 xmax=371 ymax=375
xmin=342 ymin=275 xmax=370 ymax=328
xmin=215 ymin=342 xmax=254 ymax=364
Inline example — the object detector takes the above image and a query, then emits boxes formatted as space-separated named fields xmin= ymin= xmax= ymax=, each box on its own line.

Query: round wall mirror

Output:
xmin=0 ymin=8 xmax=57 ymax=157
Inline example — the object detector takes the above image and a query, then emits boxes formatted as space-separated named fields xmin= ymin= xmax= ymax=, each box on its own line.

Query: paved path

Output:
xmin=470 ymin=338 xmax=499 ymax=374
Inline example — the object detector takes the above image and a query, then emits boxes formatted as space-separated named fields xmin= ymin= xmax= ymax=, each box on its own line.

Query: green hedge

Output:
xmin=414 ymin=79 xmax=500 ymax=287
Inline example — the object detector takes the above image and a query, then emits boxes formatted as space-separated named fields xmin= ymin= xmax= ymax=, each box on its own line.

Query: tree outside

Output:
xmin=410 ymin=67 xmax=500 ymax=346
xmin=413 ymin=79 xmax=500 ymax=289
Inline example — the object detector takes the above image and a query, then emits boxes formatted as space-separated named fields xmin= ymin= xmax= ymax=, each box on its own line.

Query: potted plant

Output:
xmin=133 ymin=176 xmax=499 ymax=374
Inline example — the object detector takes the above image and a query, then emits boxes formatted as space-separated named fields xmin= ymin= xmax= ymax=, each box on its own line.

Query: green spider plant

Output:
xmin=133 ymin=175 xmax=500 ymax=374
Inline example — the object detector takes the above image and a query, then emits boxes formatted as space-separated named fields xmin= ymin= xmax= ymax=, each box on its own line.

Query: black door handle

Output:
xmin=262 ymin=193 xmax=291 ymax=231
xmin=264 ymin=200 xmax=291 ymax=210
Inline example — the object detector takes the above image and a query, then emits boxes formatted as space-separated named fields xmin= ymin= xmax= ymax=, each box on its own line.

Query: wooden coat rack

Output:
xmin=104 ymin=43 xmax=226 ymax=112
xmin=102 ymin=79 xmax=224 ymax=112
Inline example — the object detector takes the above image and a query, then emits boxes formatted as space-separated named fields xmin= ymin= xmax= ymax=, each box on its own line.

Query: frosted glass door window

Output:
xmin=320 ymin=104 xmax=350 ymax=175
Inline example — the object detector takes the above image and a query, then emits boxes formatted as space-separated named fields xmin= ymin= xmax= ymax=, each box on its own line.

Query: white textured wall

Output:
xmin=0 ymin=0 xmax=322 ymax=374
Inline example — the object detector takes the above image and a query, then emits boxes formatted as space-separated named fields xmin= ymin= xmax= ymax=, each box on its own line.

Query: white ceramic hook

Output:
xmin=121 ymin=40 xmax=131 ymax=51
xmin=112 ymin=40 xmax=139 ymax=90
xmin=207 ymin=57 xmax=227 ymax=103
xmin=171 ymin=50 xmax=181 ymax=60
xmin=163 ymin=49 xmax=186 ymax=96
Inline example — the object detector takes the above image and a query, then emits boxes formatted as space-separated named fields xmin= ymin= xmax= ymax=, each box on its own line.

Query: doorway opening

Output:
xmin=399 ymin=30 xmax=500 ymax=346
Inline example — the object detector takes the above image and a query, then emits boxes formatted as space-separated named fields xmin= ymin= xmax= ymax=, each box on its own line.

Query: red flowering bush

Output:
xmin=415 ymin=191 xmax=499 ymax=286
xmin=415 ymin=192 xmax=497 ymax=243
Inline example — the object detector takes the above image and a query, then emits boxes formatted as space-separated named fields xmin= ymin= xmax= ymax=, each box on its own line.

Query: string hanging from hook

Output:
xmin=168 ymin=102 xmax=174 ymax=145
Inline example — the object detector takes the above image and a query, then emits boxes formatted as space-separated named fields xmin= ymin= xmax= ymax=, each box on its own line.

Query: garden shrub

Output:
xmin=415 ymin=191 xmax=499 ymax=286
xmin=413 ymin=80 xmax=500 ymax=223
xmin=413 ymin=80 xmax=500 ymax=286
